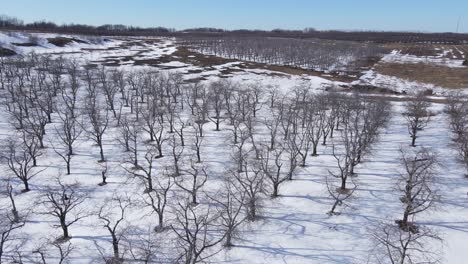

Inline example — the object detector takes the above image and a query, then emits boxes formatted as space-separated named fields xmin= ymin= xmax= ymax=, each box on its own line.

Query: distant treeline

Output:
xmin=1 ymin=15 xmax=468 ymax=44
xmin=0 ymin=15 xmax=176 ymax=36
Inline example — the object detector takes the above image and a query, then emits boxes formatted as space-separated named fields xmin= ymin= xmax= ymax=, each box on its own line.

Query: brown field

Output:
xmin=375 ymin=62 xmax=468 ymax=89
xmin=383 ymin=43 xmax=468 ymax=59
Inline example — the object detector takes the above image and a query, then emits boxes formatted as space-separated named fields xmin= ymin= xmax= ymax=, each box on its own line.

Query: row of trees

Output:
xmin=2 ymin=14 xmax=468 ymax=43
xmin=0 ymin=50 xmax=448 ymax=263
xmin=179 ymin=36 xmax=386 ymax=73
xmin=447 ymin=93 xmax=468 ymax=177
xmin=0 ymin=15 xmax=174 ymax=36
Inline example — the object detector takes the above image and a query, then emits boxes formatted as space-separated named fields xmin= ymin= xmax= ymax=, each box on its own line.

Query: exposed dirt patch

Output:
xmin=12 ymin=42 xmax=38 ymax=47
xmin=375 ymin=62 xmax=468 ymax=89
xmin=384 ymin=43 xmax=440 ymax=57
xmin=48 ymin=37 xmax=88 ymax=47
xmin=145 ymin=47 xmax=364 ymax=82
xmin=383 ymin=43 xmax=468 ymax=60
xmin=0 ymin=47 xmax=16 ymax=57
xmin=350 ymin=84 xmax=403 ymax=95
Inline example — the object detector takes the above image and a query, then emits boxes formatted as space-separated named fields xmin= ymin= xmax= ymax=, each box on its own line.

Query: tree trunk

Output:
xmin=192 ymin=192 xmax=197 ymax=205
xmin=23 ymin=180 xmax=30 ymax=192
xmin=196 ymin=148 xmax=201 ymax=163
xmin=112 ymin=234 xmax=119 ymax=259
xmin=249 ymin=200 xmax=256 ymax=220
xmin=340 ymin=176 xmax=346 ymax=191
xmin=61 ymin=219 xmax=69 ymax=239
xmin=158 ymin=213 xmax=164 ymax=229
xmin=272 ymin=184 xmax=278 ymax=198
xmin=147 ymin=176 xmax=153 ymax=192
xmin=224 ymin=230 xmax=233 ymax=247
xmin=66 ymin=156 xmax=71 ymax=175
xmin=99 ymin=143 xmax=105 ymax=162
xmin=311 ymin=143 xmax=318 ymax=156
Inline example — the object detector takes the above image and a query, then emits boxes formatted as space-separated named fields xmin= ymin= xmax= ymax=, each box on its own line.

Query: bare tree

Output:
xmin=1 ymin=178 xmax=20 ymax=223
xmin=232 ymin=164 xmax=265 ymax=221
xmin=325 ymin=173 xmax=356 ymax=216
xmin=32 ymin=239 xmax=75 ymax=264
xmin=306 ymin=96 xmax=326 ymax=157
xmin=207 ymin=81 xmax=226 ymax=131
xmin=232 ymin=126 xmax=250 ymax=173
xmin=172 ymin=201 xmax=225 ymax=264
xmin=371 ymin=222 xmax=441 ymax=264
xmin=140 ymin=102 xmax=166 ymax=158
xmin=53 ymin=109 xmax=82 ymax=175
xmin=457 ymin=133 xmax=468 ymax=177
xmin=263 ymin=107 xmax=282 ymax=151
xmin=404 ymin=93 xmax=431 ymax=147
xmin=125 ymin=143 xmax=164 ymax=193
xmin=193 ymin=87 xmax=209 ymax=138
xmin=82 ymin=90 xmax=110 ymax=162
xmin=191 ymin=123 xmax=204 ymax=163
xmin=169 ymin=134 xmax=184 ymax=176
xmin=175 ymin=161 xmax=208 ymax=206
xmin=260 ymin=145 xmax=288 ymax=197
xmin=329 ymin=139 xmax=354 ymax=192
xmin=39 ymin=179 xmax=88 ymax=240
xmin=209 ymin=178 xmax=247 ymax=247
xmin=99 ymin=67 xmax=119 ymax=118
xmin=62 ymin=59 xmax=81 ymax=119
xmin=23 ymin=104 xmax=49 ymax=148
xmin=174 ymin=111 xmax=189 ymax=147
xmin=446 ymin=93 xmax=468 ymax=177
xmin=396 ymin=147 xmax=439 ymax=233
xmin=118 ymin=114 xmax=141 ymax=168
xmin=144 ymin=172 xmax=174 ymax=232
xmin=446 ymin=92 xmax=468 ymax=141
xmin=2 ymin=138 xmax=43 ymax=192
xmin=126 ymin=228 xmax=166 ymax=263
xmin=98 ymin=195 xmax=132 ymax=262
xmin=0 ymin=208 xmax=26 ymax=263
xmin=20 ymin=131 xmax=42 ymax=167
xmin=51 ymin=240 xmax=75 ymax=264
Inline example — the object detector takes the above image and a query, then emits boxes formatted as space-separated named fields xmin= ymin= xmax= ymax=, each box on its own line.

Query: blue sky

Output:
xmin=2 ymin=0 xmax=467 ymax=32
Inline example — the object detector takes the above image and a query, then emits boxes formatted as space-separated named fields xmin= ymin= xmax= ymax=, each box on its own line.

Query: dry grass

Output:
xmin=383 ymin=43 xmax=468 ymax=60
xmin=375 ymin=62 xmax=468 ymax=89
xmin=47 ymin=37 xmax=87 ymax=47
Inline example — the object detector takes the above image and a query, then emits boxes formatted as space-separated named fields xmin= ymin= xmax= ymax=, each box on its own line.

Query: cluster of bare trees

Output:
xmin=446 ymin=93 xmax=468 ymax=177
xmin=179 ymin=36 xmax=386 ymax=72
xmin=0 ymin=50 xmax=449 ymax=263
xmin=371 ymin=147 xmax=441 ymax=264
xmin=368 ymin=92 xmax=444 ymax=264
xmin=326 ymin=94 xmax=392 ymax=215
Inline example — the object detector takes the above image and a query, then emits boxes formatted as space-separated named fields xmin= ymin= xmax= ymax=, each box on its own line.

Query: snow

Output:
xmin=0 ymin=31 xmax=121 ymax=56
xmin=158 ymin=61 xmax=190 ymax=67
xmin=0 ymin=32 xmax=467 ymax=264
xmin=208 ymin=102 xmax=468 ymax=264
xmin=382 ymin=50 xmax=466 ymax=68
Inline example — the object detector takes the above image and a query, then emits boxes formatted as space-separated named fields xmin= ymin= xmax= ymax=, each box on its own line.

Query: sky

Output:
xmin=1 ymin=0 xmax=467 ymax=33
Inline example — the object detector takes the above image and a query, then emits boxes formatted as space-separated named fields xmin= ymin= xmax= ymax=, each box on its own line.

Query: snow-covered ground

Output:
xmin=0 ymin=33 xmax=467 ymax=264
xmin=355 ymin=50 xmax=468 ymax=95
xmin=213 ymin=102 xmax=468 ymax=264
xmin=382 ymin=50 xmax=466 ymax=68
xmin=0 ymin=31 xmax=120 ymax=55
